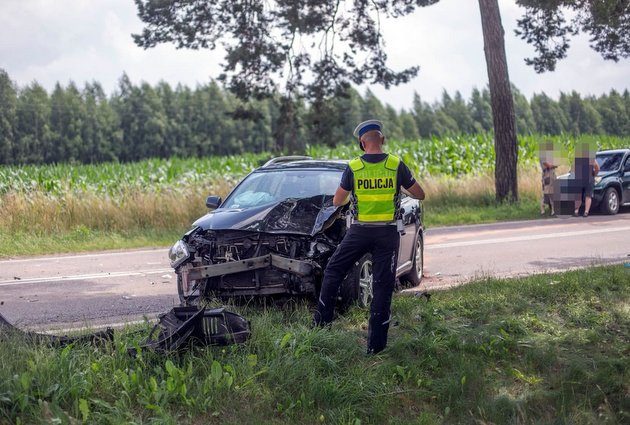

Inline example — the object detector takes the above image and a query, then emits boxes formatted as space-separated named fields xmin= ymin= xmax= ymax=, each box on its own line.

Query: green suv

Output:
xmin=592 ymin=149 xmax=630 ymax=214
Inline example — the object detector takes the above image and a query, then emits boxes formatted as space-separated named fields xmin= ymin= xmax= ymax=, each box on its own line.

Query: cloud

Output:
xmin=1 ymin=0 xmax=628 ymax=109
xmin=369 ymin=0 xmax=630 ymax=108
xmin=1 ymin=0 xmax=223 ymax=92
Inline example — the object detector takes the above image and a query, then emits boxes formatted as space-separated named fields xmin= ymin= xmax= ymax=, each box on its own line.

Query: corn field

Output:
xmin=0 ymin=134 xmax=627 ymax=196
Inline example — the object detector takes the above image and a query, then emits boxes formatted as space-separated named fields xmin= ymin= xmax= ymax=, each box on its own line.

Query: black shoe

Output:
xmin=367 ymin=346 xmax=385 ymax=356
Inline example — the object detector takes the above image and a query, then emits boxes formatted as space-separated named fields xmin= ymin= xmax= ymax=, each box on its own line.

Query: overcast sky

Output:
xmin=1 ymin=0 xmax=628 ymax=110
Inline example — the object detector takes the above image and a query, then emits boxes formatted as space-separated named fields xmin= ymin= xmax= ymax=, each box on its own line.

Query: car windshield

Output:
xmin=221 ymin=169 xmax=342 ymax=209
xmin=596 ymin=153 xmax=624 ymax=172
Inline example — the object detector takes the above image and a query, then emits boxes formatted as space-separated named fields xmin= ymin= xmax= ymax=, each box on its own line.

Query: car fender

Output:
xmin=602 ymin=180 xmax=623 ymax=197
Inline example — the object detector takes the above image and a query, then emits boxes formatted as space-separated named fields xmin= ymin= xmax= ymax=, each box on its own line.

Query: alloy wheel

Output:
xmin=609 ymin=191 xmax=619 ymax=213
xmin=415 ymin=238 xmax=423 ymax=277
xmin=358 ymin=260 xmax=373 ymax=307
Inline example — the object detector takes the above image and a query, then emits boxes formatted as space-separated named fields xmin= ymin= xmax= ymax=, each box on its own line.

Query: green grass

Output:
xmin=1 ymin=265 xmax=628 ymax=424
xmin=424 ymin=199 xmax=542 ymax=227
xmin=0 ymin=227 xmax=185 ymax=257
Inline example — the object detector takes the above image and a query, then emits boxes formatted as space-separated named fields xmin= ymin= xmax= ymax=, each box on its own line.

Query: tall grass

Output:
xmin=0 ymin=168 xmax=542 ymax=235
xmin=0 ymin=134 xmax=627 ymax=255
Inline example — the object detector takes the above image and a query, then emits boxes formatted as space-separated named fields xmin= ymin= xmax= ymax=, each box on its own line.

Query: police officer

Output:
xmin=313 ymin=119 xmax=425 ymax=354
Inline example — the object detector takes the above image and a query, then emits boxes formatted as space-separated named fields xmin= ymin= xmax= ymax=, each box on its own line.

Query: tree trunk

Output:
xmin=478 ymin=0 xmax=518 ymax=202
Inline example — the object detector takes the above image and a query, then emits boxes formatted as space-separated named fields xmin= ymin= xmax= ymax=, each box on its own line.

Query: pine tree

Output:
xmin=400 ymin=111 xmax=420 ymax=140
xmin=0 ymin=70 xmax=17 ymax=164
xmin=333 ymin=87 xmax=363 ymax=144
xmin=444 ymin=91 xmax=476 ymax=134
xmin=49 ymin=83 xmax=67 ymax=163
xmin=136 ymin=82 xmax=167 ymax=159
xmin=64 ymin=82 xmax=86 ymax=162
xmin=83 ymin=82 xmax=118 ymax=162
xmin=15 ymin=82 xmax=50 ymax=164
xmin=560 ymin=91 xmax=603 ymax=135
xmin=623 ymin=89 xmax=630 ymax=135
xmin=512 ymin=86 xmax=535 ymax=134
xmin=112 ymin=73 xmax=135 ymax=161
xmin=469 ymin=88 xmax=493 ymax=133
xmin=412 ymin=93 xmax=437 ymax=138
xmin=596 ymin=90 xmax=628 ymax=136
xmin=362 ymin=89 xmax=387 ymax=122
xmin=156 ymin=81 xmax=180 ymax=158
xmin=385 ymin=105 xmax=404 ymax=141
xmin=530 ymin=93 xmax=568 ymax=135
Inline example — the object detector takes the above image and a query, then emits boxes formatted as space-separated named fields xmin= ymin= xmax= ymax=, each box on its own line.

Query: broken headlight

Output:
xmin=169 ymin=240 xmax=190 ymax=268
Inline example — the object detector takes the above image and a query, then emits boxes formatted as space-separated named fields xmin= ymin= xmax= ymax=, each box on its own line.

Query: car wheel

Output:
xmin=339 ymin=254 xmax=373 ymax=309
xmin=402 ymin=233 xmax=423 ymax=287
xmin=600 ymin=187 xmax=620 ymax=215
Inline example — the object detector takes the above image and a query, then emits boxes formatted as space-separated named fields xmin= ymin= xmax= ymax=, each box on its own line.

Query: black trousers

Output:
xmin=313 ymin=225 xmax=400 ymax=353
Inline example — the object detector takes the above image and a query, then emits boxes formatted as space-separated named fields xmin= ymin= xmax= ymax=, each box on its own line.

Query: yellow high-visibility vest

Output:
xmin=349 ymin=154 xmax=400 ymax=222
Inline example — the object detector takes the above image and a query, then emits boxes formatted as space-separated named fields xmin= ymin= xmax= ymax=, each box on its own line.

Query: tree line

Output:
xmin=0 ymin=68 xmax=629 ymax=165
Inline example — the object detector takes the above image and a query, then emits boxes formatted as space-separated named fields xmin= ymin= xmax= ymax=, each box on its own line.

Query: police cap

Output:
xmin=353 ymin=119 xmax=383 ymax=151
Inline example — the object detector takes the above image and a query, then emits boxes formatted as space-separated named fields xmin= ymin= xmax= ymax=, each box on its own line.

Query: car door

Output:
xmin=622 ymin=154 xmax=630 ymax=204
xmin=396 ymin=195 xmax=420 ymax=269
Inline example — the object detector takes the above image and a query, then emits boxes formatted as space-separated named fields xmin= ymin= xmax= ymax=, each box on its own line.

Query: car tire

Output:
xmin=339 ymin=253 xmax=373 ymax=309
xmin=401 ymin=232 xmax=423 ymax=287
xmin=600 ymin=187 xmax=620 ymax=215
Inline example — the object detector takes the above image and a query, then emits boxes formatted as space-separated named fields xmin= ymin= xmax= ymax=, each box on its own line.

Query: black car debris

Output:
xmin=169 ymin=156 xmax=425 ymax=307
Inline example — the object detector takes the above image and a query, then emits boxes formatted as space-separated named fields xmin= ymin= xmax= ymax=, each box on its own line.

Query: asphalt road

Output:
xmin=1 ymin=214 xmax=628 ymax=331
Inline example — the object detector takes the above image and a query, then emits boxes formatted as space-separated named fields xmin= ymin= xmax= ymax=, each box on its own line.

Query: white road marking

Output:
xmin=0 ymin=268 xmax=173 ymax=286
xmin=426 ymin=226 xmax=630 ymax=250
xmin=0 ymin=248 xmax=167 ymax=264
xmin=36 ymin=318 xmax=155 ymax=334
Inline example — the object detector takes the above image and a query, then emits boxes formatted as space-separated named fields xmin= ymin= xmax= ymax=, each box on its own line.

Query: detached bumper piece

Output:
xmin=0 ymin=311 xmax=113 ymax=347
xmin=134 ymin=306 xmax=250 ymax=355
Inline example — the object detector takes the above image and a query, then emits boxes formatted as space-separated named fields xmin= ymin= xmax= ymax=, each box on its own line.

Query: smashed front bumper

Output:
xmin=180 ymin=254 xmax=321 ymax=296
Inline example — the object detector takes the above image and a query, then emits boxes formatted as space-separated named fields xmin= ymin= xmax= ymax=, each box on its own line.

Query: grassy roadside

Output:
xmin=1 ymin=265 xmax=628 ymax=424
xmin=0 ymin=169 xmax=545 ymax=257
xmin=0 ymin=228 xmax=185 ymax=257
xmin=0 ymin=202 xmax=544 ymax=257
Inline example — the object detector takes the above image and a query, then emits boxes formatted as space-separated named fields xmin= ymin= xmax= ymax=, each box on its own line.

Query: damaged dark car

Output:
xmin=169 ymin=157 xmax=425 ymax=307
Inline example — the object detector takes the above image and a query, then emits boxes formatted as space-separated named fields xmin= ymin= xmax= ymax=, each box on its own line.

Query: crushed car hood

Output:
xmin=192 ymin=195 xmax=342 ymax=236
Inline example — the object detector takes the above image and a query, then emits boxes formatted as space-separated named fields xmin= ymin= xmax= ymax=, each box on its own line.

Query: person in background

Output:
xmin=539 ymin=142 xmax=558 ymax=216
xmin=573 ymin=142 xmax=600 ymax=217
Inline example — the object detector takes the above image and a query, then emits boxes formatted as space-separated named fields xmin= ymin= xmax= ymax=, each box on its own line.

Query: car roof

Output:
xmin=597 ymin=149 xmax=630 ymax=155
xmin=256 ymin=159 xmax=348 ymax=172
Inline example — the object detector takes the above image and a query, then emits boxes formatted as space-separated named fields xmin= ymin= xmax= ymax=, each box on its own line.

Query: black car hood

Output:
xmin=596 ymin=170 xmax=618 ymax=178
xmin=192 ymin=195 xmax=342 ymax=236
xmin=558 ymin=170 xmax=618 ymax=180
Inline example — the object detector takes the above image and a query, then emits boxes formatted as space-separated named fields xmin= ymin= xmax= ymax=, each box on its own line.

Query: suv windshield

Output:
xmin=596 ymin=153 xmax=624 ymax=172
xmin=222 ymin=169 xmax=342 ymax=209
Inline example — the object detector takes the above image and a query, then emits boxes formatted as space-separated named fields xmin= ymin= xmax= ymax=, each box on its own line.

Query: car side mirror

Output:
xmin=205 ymin=195 xmax=222 ymax=209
